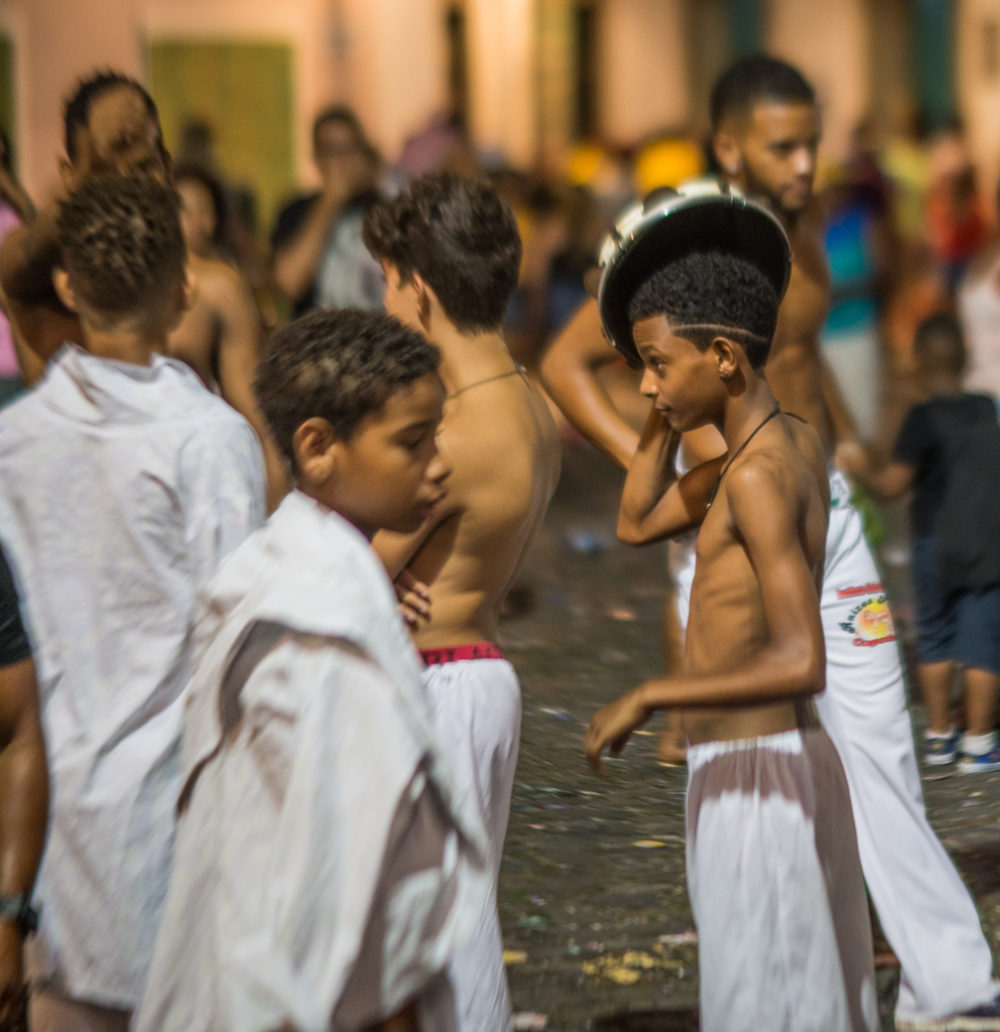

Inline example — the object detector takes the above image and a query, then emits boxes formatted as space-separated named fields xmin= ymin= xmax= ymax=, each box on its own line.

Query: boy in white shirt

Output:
xmin=0 ymin=173 xmax=265 ymax=1030
xmin=136 ymin=307 xmax=488 ymax=1032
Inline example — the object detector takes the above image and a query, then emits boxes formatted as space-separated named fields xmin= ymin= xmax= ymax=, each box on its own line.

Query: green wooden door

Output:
xmin=148 ymin=40 xmax=295 ymax=239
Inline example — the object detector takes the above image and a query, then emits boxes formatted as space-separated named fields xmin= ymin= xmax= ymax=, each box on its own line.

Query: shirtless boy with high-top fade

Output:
xmin=546 ymin=54 xmax=1000 ymax=1031
xmin=0 ymin=71 xmax=286 ymax=508
xmin=363 ymin=172 xmax=560 ymax=1032
xmin=584 ymin=189 xmax=877 ymax=1032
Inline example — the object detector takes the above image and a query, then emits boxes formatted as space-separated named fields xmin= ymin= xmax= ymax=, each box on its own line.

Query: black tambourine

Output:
xmin=596 ymin=177 xmax=792 ymax=368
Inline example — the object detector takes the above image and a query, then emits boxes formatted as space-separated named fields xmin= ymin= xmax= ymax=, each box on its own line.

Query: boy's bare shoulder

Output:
xmin=446 ymin=375 xmax=559 ymax=461
xmin=438 ymin=375 xmax=559 ymax=514
xmin=724 ymin=417 xmax=827 ymax=518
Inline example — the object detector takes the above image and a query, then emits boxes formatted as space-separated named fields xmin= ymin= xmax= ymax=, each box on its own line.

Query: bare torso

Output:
xmin=681 ymin=413 xmax=829 ymax=744
xmin=168 ymin=252 xmax=253 ymax=388
xmin=400 ymin=371 xmax=561 ymax=648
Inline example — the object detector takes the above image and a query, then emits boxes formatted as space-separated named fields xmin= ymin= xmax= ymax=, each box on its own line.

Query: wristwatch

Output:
xmin=0 ymin=894 xmax=39 ymax=936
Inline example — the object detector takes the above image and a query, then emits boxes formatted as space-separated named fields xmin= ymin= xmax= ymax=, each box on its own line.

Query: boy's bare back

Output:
xmin=388 ymin=370 xmax=560 ymax=648
xmin=682 ymin=412 xmax=829 ymax=745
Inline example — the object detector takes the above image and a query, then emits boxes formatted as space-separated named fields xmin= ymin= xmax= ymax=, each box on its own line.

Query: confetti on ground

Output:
xmin=513 ymin=1012 xmax=548 ymax=1030
xmin=632 ymin=839 xmax=666 ymax=848
xmin=582 ymin=959 xmax=640 ymax=985
xmin=539 ymin=707 xmax=574 ymax=722
xmin=582 ymin=948 xmax=685 ymax=986
xmin=608 ymin=606 xmax=637 ymax=621
xmin=504 ymin=949 xmax=528 ymax=965
xmin=657 ymin=930 xmax=699 ymax=946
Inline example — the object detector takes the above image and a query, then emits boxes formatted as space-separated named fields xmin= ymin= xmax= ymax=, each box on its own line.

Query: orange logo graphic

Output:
xmin=839 ymin=595 xmax=896 ymax=647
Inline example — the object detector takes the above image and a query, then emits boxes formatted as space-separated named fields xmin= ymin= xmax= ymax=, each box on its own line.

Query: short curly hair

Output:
xmin=63 ymin=70 xmax=165 ymax=164
xmin=56 ymin=174 xmax=185 ymax=316
xmin=362 ymin=172 xmax=521 ymax=334
xmin=254 ymin=308 xmax=442 ymax=468
xmin=628 ymin=252 xmax=778 ymax=369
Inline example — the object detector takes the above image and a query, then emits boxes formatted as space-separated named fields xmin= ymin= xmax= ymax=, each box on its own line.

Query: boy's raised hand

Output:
xmin=395 ymin=570 xmax=431 ymax=631
xmin=584 ymin=687 xmax=651 ymax=774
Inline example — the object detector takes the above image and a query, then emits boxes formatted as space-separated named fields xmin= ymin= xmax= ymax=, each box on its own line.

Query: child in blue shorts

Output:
xmin=839 ymin=312 xmax=1000 ymax=771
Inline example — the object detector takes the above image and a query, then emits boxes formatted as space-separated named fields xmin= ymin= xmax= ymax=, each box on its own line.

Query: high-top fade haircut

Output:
xmin=628 ymin=252 xmax=779 ymax=369
xmin=710 ymin=54 xmax=816 ymax=130
xmin=362 ymin=171 xmax=522 ymax=334
xmin=255 ymin=308 xmax=441 ymax=468
xmin=63 ymin=70 xmax=165 ymax=163
xmin=57 ymin=174 xmax=184 ymax=316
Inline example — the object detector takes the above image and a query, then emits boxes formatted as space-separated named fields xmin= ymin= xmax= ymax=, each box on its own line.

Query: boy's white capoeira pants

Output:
xmin=671 ymin=471 xmax=996 ymax=1022
xmin=421 ymin=645 xmax=520 ymax=1032
xmin=687 ymin=727 xmax=878 ymax=1032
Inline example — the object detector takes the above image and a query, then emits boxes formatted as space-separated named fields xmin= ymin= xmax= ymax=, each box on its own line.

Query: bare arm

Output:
xmin=836 ymin=440 xmax=914 ymax=499
xmin=617 ymin=406 xmax=725 ymax=545
xmin=271 ymin=191 xmax=342 ymax=302
xmin=0 ymin=202 xmax=62 ymax=308
xmin=586 ymin=460 xmax=825 ymax=770
xmin=0 ymin=657 xmax=48 ymax=1010
xmin=539 ymin=298 xmax=639 ymax=468
xmin=211 ymin=266 xmax=289 ymax=511
xmin=373 ymin=490 xmax=461 ymax=582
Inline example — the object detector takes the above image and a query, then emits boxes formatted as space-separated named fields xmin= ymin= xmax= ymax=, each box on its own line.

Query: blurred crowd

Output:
xmin=5 ymin=94 xmax=995 ymax=461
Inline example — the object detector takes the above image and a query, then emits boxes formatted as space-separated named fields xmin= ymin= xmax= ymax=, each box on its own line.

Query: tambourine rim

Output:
xmin=596 ymin=185 xmax=792 ymax=367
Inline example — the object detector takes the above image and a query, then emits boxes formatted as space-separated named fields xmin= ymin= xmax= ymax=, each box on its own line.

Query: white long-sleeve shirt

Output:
xmin=134 ymin=491 xmax=489 ymax=1032
xmin=0 ymin=344 xmax=265 ymax=1007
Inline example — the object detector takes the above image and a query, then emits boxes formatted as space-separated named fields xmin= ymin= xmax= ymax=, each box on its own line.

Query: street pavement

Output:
xmin=497 ymin=441 xmax=1000 ymax=1032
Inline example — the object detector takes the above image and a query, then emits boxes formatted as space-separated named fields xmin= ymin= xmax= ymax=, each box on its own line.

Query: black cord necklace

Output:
xmin=706 ymin=405 xmax=782 ymax=510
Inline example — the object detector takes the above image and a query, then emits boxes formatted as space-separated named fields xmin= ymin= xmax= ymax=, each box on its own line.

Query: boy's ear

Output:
xmin=52 ymin=267 xmax=78 ymax=314
xmin=291 ymin=417 xmax=340 ymax=483
xmin=58 ymin=158 xmax=74 ymax=192
xmin=710 ymin=335 xmax=739 ymax=381
xmin=178 ymin=268 xmax=196 ymax=314
xmin=413 ymin=273 xmax=434 ymax=332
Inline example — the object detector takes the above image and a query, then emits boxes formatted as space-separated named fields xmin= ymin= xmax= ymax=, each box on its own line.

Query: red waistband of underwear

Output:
xmin=420 ymin=642 xmax=506 ymax=665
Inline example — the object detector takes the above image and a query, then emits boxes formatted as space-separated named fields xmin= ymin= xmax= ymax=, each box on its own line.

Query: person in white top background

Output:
xmin=0 ymin=172 xmax=265 ymax=1030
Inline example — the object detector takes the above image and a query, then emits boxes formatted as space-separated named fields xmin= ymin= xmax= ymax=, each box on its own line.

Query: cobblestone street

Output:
xmin=497 ymin=442 xmax=1000 ymax=1032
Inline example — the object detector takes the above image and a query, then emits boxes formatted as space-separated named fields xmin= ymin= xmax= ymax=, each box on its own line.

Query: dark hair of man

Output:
xmin=311 ymin=104 xmax=376 ymax=160
xmin=710 ymin=54 xmax=816 ymax=130
xmin=254 ymin=308 xmax=441 ymax=467
xmin=63 ymin=70 xmax=165 ymax=163
xmin=173 ymin=162 xmax=229 ymax=248
xmin=914 ymin=311 xmax=966 ymax=376
xmin=362 ymin=171 xmax=522 ymax=334
xmin=57 ymin=174 xmax=184 ymax=315
xmin=627 ymin=252 xmax=778 ymax=369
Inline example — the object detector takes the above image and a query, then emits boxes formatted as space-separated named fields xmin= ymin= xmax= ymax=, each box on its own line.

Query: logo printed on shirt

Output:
xmin=839 ymin=594 xmax=896 ymax=647
xmin=836 ymin=581 xmax=884 ymax=600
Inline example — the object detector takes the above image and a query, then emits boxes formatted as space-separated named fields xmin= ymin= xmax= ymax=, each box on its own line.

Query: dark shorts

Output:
xmin=912 ymin=536 xmax=1000 ymax=673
